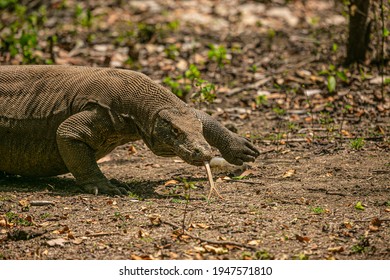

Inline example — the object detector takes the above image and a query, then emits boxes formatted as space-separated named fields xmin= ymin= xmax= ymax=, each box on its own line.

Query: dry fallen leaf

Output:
xmin=369 ymin=225 xmax=379 ymax=232
xmin=18 ymin=199 xmax=30 ymax=209
xmin=148 ymin=214 xmax=162 ymax=226
xmin=193 ymin=246 xmax=206 ymax=253
xmin=164 ymin=179 xmax=179 ymax=186
xmin=238 ymin=169 xmax=256 ymax=178
xmin=247 ymin=239 xmax=262 ymax=246
xmin=189 ymin=223 xmax=210 ymax=229
xmin=72 ymin=238 xmax=84 ymax=245
xmin=46 ymin=238 xmax=68 ymax=247
xmin=0 ymin=217 xmax=7 ymax=227
xmin=295 ymin=234 xmax=311 ymax=243
xmin=371 ymin=217 xmax=382 ymax=227
xmin=137 ymin=229 xmax=149 ymax=238
xmin=128 ymin=145 xmax=137 ymax=155
xmin=283 ymin=169 xmax=296 ymax=178
xmin=204 ymin=245 xmax=228 ymax=255
xmin=327 ymin=246 xmax=344 ymax=253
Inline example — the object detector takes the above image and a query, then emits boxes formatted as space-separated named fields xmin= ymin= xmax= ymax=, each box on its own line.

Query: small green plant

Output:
xmin=311 ymin=206 xmax=325 ymax=214
xmin=166 ymin=20 xmax=180 ymax=31
xmin=319 ymin=64 xmax=350 ymax=94
xmin=5 ymin=211 xmax=33 ymax=226
xmin=354 ymin=201 xmax=365 ymax=211
xmin=163 ymin=76 xmax=191 ymax=98
xmin=255 ymin=250 xmax=273 ymax=260
xmin=249 ymin=64 xmax=258 ymax=73
xmin=267 ymin=28 xmax=276 ymax=40
xmin=294 ymin=253 xmax=309 ymax=260
xmin=74 ymin=4 xmax=93 ymax=28
xmin=185 ymin=64 xmax=201 ymax=83
xmin=241 ymin=251 xmax=252 ymax=259
xmin=128 ymin=192 xmax=143 ymax=201
xmin=164 ymin=44 xmax=179 ymax=60
xmin=208 ymin=44 xmax=229 ymax=68
xmin=332 ymin=43 xmax=338 ymax=52
xmin=0 ymin=0 xmax=17 ymax=9
xmin=256 ymin=94 xmax=268 ymax=106
xmin=0 ymin=3 xmax=48 ymax=63
xmin=287 ymin=122 xmax=298 ymax=132
xmin=192 ymin=79 xmax=216 ymax=104
xmin=272 ymin=107 xmax=286 ymax=116
xmin=40 ymin=213 xmax=51 ymax=219
xmin=350 ymin=138 xmax=365 ymax=150
xmin=327 ymin=75 xmax=336 ymax=93
xmin=351 ymin=237 xmax=370 ymax=254
xmin=351 ymin=244 xmax=365 ymax=253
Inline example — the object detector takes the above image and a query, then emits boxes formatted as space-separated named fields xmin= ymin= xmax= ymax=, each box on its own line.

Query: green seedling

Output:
xmin=256 ymin=94 xmax=268 ymax=106
xmin=255 ymin=250 xmax=273 ymax=260
xmin=249 ymin=64 xmax=258 ymax=73
xmin=327 ymin=76 xmax=336 ymax=93
xmin=193 ymin=79 xmax=216 ymax=104
xmin=311 ymin=206 xmax=325 ymax=214
xmin=208 ymin=44 xmax=229 ymax=68
xmin=163 ymin=76 xmax=191 ymax=98
xmin=185 ymin=64 xmax=201 ymax=83
xmin=5 ymin=211 xmax=33 ymax=226
xmin=350 ymin=138 xmax=365 ymax=150
xmin=354 ymin=201 xmax=365 ymax=210
xmin=164 ymin=44 xmax=179 ymax=60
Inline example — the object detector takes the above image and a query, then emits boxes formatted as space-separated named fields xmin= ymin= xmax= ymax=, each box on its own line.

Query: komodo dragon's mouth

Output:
xmin=175 ymin=144 xmax=212 ymax=166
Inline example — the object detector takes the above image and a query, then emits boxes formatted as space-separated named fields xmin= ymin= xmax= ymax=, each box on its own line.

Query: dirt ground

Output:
xmin=0 ymin=0 xmax=389 ymax=260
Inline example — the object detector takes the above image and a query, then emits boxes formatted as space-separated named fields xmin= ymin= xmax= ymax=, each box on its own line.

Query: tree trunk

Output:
xmin=345 ymin=0 xmax=371 ymax=65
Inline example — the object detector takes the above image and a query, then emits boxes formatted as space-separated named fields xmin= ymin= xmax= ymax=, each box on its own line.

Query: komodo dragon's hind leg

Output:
xmin=56 ymin=110 xmax=127 ymax=195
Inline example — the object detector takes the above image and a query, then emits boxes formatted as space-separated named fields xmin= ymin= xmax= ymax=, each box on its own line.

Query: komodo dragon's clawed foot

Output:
xmin=222 ymin=135 xmax=260 ymax=166
xmin=81 ymin=180 xmax=129 ymax=196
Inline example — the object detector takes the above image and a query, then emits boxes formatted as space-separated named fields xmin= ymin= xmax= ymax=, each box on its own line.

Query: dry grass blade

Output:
xmin=204 ymin=161 xmax=223 ymax=200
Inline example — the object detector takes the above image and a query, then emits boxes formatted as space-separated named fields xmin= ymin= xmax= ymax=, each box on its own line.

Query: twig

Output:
xmin=325 ymin=191 xmax=347 ymax=197
xmin=30 ymin=200 xmax=55 ymax=206
xmin=226 ymin=77 xmax=272 ymax=97
xmin=85 ymin=232 xmax=121 ymax=237
xmin=185 ymin=232 xmax=257 ymax=251
xmin=162 ymin=220 xmax=257 ymax=251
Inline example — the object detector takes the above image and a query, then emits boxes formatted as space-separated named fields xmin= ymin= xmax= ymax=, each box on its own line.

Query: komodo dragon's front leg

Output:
xmin=195 ymin=110 xmax=260 ymax=165
xmin=56 ymin=107 xmax=127 ymax=195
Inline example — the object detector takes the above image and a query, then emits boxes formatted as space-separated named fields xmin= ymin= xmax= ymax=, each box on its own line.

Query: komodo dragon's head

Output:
xmin=145 ymin=108 xmax=213 ymax=166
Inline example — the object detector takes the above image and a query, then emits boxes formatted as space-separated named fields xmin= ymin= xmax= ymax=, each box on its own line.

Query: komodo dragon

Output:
xmin=0 ymin=65 xmax=259 ymax=195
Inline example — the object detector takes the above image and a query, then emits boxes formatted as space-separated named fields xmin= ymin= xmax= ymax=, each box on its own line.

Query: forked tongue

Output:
xmin=204 ymin=161 xmax=223 ymax=200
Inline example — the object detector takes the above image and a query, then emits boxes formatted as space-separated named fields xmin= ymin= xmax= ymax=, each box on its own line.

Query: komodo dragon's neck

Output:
xmin=109 ymin=68 xmax=190 ymax=139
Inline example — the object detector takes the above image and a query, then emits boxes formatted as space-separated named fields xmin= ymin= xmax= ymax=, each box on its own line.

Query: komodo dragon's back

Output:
xmin=0 ymin=65 xmax=150 ymax=119
xmin=0 ymin=65 xmax=259 ymax=195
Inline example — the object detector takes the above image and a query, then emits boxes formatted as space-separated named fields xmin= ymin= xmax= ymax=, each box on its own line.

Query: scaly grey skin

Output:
xmin=0 ymin=65 xmax=259 ymax=195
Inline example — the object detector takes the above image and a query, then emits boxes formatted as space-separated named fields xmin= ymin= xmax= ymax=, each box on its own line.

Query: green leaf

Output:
xmin=336 ymin=70 xmax=348 ymax=83
xmin=355 ymin=201 xmax=365 ymax=211
xmin=327 ymin=76 xmax=336 ymax=93
xmin=332 ymin=43 xmax=338 ymax=52
xmin=383 ymin=28 xmax=389 ymax=37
